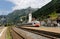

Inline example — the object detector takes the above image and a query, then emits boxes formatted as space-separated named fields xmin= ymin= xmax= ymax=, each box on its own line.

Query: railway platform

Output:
xmin=0 ymin=27 xmax=7 ymax=39
xmin=0 ymin=27 xmax=3 ymax=33
xmin=21 ymin=26 xmax=60 ymax=34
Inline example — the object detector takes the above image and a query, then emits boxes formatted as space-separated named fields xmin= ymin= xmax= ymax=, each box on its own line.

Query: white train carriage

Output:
xmin=31 ymin=20 xmax=40 ymax=27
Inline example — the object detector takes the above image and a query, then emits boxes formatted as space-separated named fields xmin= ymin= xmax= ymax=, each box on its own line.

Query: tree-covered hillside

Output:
xmin=32 ymin=0 xmax=60 ymax=20
xmin=6 ymin=7 xmax=38 ymax=25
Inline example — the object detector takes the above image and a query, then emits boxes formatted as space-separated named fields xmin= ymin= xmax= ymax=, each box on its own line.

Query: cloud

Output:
xmin=7 ymin=0 xmax=51 ymax=10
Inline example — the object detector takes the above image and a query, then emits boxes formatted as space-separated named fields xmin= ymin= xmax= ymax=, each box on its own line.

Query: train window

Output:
xmin=34 ymin=23 xmax=36 ymax=24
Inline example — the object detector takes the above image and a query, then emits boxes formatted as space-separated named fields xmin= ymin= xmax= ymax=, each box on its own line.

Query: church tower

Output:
xmin=28 ymin=13 xmax=32 ymax=23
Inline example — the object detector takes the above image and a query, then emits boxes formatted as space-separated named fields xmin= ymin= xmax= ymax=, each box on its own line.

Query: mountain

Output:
xmin=0 ymin=15 xmax=6 ymax=20
xmin=32 ymin=0 xmax=60 ymax=20
xmin=0 ymin=15 xmax=7 ymax=25
xmin=6 ymin=7 xmax=38 ymax=24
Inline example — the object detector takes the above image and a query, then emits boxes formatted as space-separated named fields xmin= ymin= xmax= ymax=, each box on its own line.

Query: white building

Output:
xmin=28 ymin=13 xmax=32 ymax=23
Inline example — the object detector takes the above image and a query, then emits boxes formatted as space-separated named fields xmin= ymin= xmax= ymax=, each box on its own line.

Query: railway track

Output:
xmin=11 ymin=27 xmax=50 ymax=39
xmin=11 ymin=26 xmax=60 ymax=39
xmin=18 ymin=27 xmax=60 ymax=39
xmin=10 ymin=28 xmax=25 ymax=39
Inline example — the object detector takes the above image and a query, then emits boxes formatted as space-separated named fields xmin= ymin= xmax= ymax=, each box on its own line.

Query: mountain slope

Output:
xmin=6 ymin=7 xmax=38 ymax=24
xmin=32 ymin=0 xmax=60 ymax=19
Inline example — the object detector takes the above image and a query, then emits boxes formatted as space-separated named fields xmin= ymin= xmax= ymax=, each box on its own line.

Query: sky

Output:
xmin=0 ymin=0 xmax=51 ymax=15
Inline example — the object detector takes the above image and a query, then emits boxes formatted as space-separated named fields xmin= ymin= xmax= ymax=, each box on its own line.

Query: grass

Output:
xmin=6 ymin=27 xmax=12 ymax=39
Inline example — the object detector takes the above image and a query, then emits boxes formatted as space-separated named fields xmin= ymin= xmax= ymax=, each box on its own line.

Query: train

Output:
xmin=18 ymin=21 xmax=40 ymax=27
xmin=31 ymin=20 xmax=40 ymax=27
